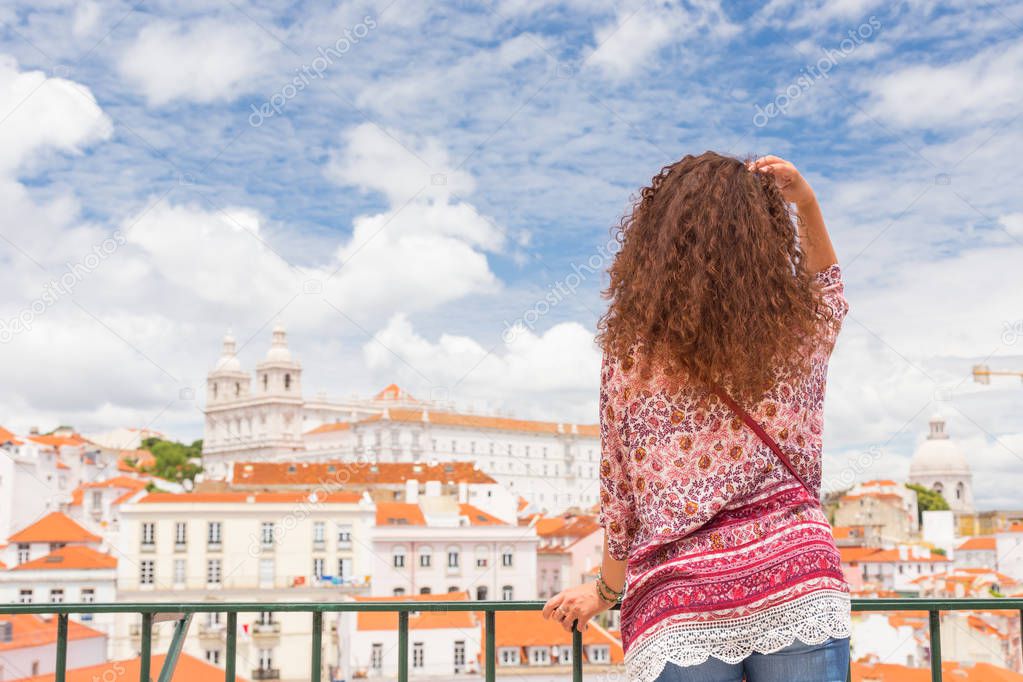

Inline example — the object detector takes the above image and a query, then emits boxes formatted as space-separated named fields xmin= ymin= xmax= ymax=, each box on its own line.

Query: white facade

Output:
xmin=112 ymin=492 xmax=376 ymax=682
xmin=0 ymin=435 xmax=79 ymax=541
xmin=908 ymin=416 xmax=974 ymax=514
xmin=0 ymin=615 xmax=108 ymax=681
xmin=370 ymin=487 xmax=538 ymax=600
xmin=200 ymin=329 xmax=600 ymax=515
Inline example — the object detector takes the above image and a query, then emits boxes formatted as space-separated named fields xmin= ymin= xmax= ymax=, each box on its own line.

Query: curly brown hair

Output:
xmin=596 ymin=151 xmax=825 ymax=402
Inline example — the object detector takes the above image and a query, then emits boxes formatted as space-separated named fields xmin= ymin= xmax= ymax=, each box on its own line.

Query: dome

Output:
xmin=264 ymin=324 xmax=294 ymax=363
xmin=908 ymin=415 xmax=970 ymax=477
xmin=212 ymin=332 xmax=242 ymax=374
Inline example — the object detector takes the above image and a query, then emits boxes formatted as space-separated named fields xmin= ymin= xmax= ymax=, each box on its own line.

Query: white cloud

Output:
xmin=860 ymin=40 xmax=1023 ymax=129
xmin=325 ymin=123 xmax=476 ymax=204
xmin=586 ymin=1 xmax=738 ymax=79
xmin=118 ymin=19 xmax=277 ymax=106
xmin=363 ymin=314 xmax=601 ymax=422
xmin=71 ymin=1 xmax=102 ymax=37
xmin=0 ymin=55 xmax=112 ymax=173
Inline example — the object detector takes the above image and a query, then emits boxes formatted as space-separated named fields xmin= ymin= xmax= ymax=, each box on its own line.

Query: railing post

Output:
xmin=55 ymin=614 xmax=68 ymax=682
xmin=398 ymin=611 xmax=409 ymax=682
xmin=572 ymin=626 xmax=583 ymax=682
xmin=140 ymin=613 xmax=153 ymax=682
xmin=225 ymin=612 xmax=237 ymax=682
xmin=311 ymin=611 xmax=322 ymax=682
xmin=485 ymin=610 xmax=495 ymax=682
xmin=929 ymin=610 xmax=942 ymax=682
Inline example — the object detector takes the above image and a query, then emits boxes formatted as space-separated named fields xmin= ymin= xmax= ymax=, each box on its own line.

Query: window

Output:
xmin=91 ymin=490 xmax=103 ymax=511
xmin=412 ymin=642 xmax=424 ymax=668
xmin=175 ymin=522 xmax=187 ymax=546
xmin=174 ymin=559 xmax=186 ymax=584
xmin=451 ymin=439 xmax=457 ymax=452
xmin=313 ymin=558 xmax=325 ymax=579
xmin=81 ymin=588 xmax=95 ymax=603
xmin=371 ymin=643 xmax=383 ymax=671
xmin=208 ymin=521 xmax=222 ymax=546
xmin=18 ymin=589 xmax=32 ymax=604
xmin=257 ymin=612 xmax=274 ymax=625
xmin=420 ymin=587 xmax=431 ymax=594
xmin=502 ymin=585 xmax=513 ymax=600
xmin=259 ymin=558 xmax=274 ymax=587
xmin=50 ymin=589 xmax=64 ymax=603
xmin=337 ymin=524 xmax=352 ymax=545
xmin=502 ymin=549 xmax=514 ymax=567
xmin=16 ymin=544 xmax=28 ymax=564
xmin=447 ymin=550 xmax=459 ymax=568
xmin=530 ymin=647 xmax=549 ymax=665
xmin=500 ymin=648 xmax=519 ymax=665
xmin=419 ymin=547 xmax=432 ymax=567
xmin=313 ymin=521 xmax=325 ymax=545
xmin=476 ymin=586 xmax=488 ymax=600
xmin=205 ymin=650 xmax=221 ymax=665
xmin=393 ymin=548 xmax=406 ymax=568
xmin=261 ymin=522 xmax=275 ymax=547
xmin=454 ymin=641 xmax=466 ymax=671
xmin=141 ymin=522 xmax=155 ymax=547
xmin=258 ymin=649 xmax=273 ymax=672
xmin=207 ymin=559 xmax=222 ymax=585
xmin=140 ymin=560 xmax=155 ymax=585
xmin=338 ymin=558 xmax=351 ymax=580
xmin=476 ymin=557 xmax=487 ymax=568
xmin=284 ymin=373 xmax=291 ymax=390
xmin=589 ymin=645 xmax=610 ymax=663
xmin=394 ymin=587 xmax=405 ymax=596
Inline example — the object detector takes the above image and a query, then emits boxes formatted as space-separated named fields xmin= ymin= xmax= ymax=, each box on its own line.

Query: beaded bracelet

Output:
xmin=597 ymin=568 xmax=625 ymax=604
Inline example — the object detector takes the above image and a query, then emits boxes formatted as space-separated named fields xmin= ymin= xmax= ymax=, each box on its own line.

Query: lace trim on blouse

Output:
xmin=624 ymin=590 xmax=852 ymax=682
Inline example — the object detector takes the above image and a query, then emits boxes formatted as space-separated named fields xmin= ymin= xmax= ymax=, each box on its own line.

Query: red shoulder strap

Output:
xmin=712 ymin=386 xmax=817 ymax=502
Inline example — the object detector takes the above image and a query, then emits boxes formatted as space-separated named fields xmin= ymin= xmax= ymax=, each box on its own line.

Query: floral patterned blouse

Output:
xmin=598 ymin=264 xmax=852 ymax=682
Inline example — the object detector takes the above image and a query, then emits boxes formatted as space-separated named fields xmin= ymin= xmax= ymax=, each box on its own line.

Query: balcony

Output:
xmin=252 ymin=621 xmax=281 ymax=640
xmin=4 ymin=598 xmax=1023 ymax=681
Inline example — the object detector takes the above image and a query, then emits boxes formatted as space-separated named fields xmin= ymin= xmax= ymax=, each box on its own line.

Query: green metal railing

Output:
xmin=3 ymin=598 xmax=1023 ymax=682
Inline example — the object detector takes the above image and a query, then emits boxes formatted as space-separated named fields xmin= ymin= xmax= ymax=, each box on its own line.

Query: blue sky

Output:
xmin=1 ymin=0 xmax=1022 ymax=506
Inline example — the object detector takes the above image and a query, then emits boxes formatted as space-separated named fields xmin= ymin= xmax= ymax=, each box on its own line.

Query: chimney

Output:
xmin=405 ymin=478 xmax=419 ymax=504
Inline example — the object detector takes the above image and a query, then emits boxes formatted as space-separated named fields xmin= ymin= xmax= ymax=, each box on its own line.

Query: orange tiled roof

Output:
xmin=8 ymin=512 xmax=101 ymax=544
xmin=851 ymin=660 xmax=1023 ymax=681
xmin=487 ymin=610 xmax=624 ymax=663
xmin=27 ymin=433 xmax=88 ymax=448
xmin=118 ymin=450 xmax=156 ymax=472
xmin=0 ymin=614 xmax=105 ymax=652
xmin=353 ymin=591 xmax=475 ymax=631
xmin=0 ymin=425 xmax=24 ymax=445
xmin=11 ymin=545 xmax=117 ymax=571
xmin=232 ymin=460 xmax=496 ymax=486
xmin=305 ymin=422 xmax=352 ymax=435
xmin=534 ymin=514 xmax=600 ymax=540
xmin=958 ymin=536 xmax=996 ymax=551
xmin=8 ymin=653 xmax=248 ymax=682
xmin=862 ymin=479 xmax=899 ymax=487
xmin=374 ymin=384 xmax=421 ymax=402
xmin=376 ymin=502 xmax=426 ymax=526
xmin=136 ymin=491 xmax=361 ymax=504
xmin=357 ymin=407 xmax=599 ymax=437
xmin=458 ymin=504 xmax=506 ymax=526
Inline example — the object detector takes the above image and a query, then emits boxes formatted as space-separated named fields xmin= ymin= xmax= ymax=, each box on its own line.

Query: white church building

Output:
xmin=907 ymin=415 xmax=975 ymax=518
xmin=201 ymin=328 xmax=601 ymax=513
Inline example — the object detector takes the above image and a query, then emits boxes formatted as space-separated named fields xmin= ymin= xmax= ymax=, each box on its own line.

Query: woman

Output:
xmin=542 ymin=152 xmax=851 ymax=682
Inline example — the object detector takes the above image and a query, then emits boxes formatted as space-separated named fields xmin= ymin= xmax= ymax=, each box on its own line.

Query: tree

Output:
xmin=140 ymin=437 xmax=203 ymax=484
xmin=906 ymin=483 xmax=950 ymax=526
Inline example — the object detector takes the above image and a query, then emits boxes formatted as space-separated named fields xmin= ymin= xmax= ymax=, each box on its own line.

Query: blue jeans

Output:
xmin=652 ymin=637 xmax=850 ymax=682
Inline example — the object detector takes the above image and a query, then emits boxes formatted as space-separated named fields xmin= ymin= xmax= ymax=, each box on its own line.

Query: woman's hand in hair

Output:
xmin=749 ymin=155 xmax=816 ymax=209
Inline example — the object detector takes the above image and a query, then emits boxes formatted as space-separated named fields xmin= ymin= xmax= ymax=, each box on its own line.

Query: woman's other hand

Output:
xmin=541 ymin=581 xmax=614 ymax=633
xmin=749 ymin=155 xmax=817 ymax=208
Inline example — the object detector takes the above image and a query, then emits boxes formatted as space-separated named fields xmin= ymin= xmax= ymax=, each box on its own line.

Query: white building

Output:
xmin=113 ymin=490 xmax=377 ymax=682
xmin=0 ymin=614 xmax=107 ymax=681
xmin=200 ymin=329 xmax=600 ymax=514
xmin=908 ymin=415 xmax=975 ymax=516
xmin=0 ymin=428 xmax=85 ymax=541
xmin=370 ymin=481 xmax=538 ymax=600
xmin=339 ymin=592 xmax=481 ymax=679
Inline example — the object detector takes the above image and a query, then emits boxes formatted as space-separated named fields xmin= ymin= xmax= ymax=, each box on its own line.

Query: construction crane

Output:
xmin=972 ymin=364 xmax=1023 ymax=384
